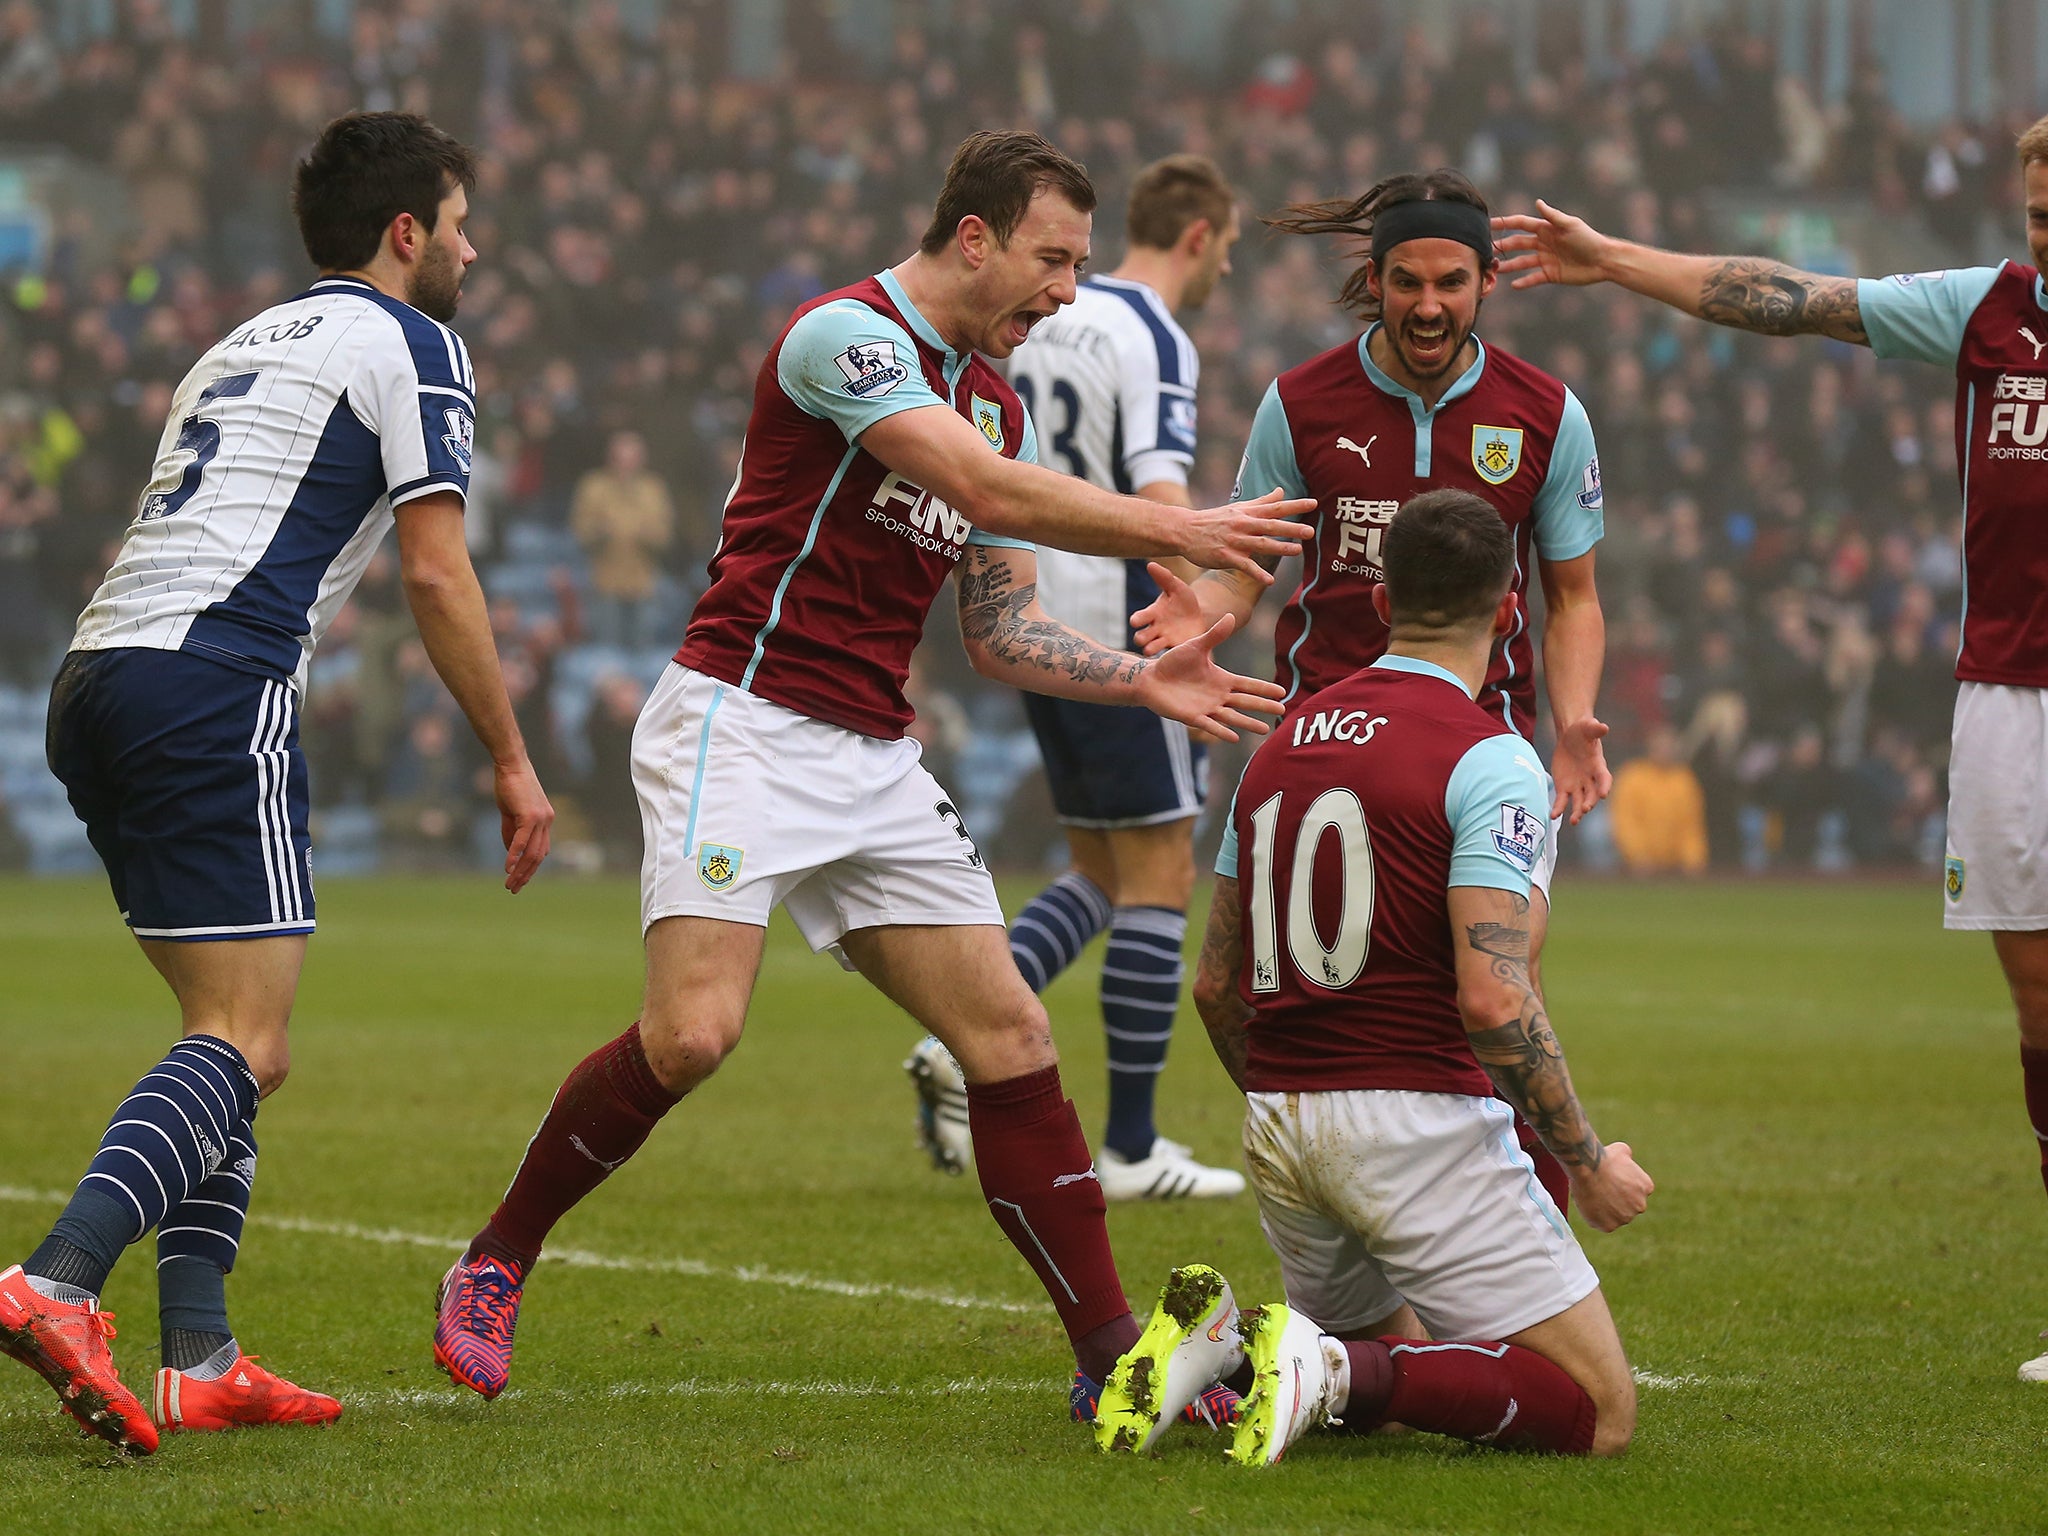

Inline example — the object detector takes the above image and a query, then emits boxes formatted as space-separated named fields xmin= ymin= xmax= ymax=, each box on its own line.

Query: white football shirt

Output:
xmin=1007 ymin=275 xmax=1197 ymax=646
xmin=71 ymin=275 xmax=475 ymax=692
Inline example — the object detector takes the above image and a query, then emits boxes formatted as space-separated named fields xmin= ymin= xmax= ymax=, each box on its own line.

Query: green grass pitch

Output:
xmin=1 ymin=873 xmax=2043 ymax=1534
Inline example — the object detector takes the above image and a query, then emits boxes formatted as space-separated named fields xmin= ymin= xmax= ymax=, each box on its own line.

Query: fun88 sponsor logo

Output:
xmin=1988 ymin=374 xmax=2048 ymax=459
xmin=866 ymin=471 xmax=973 ymax=554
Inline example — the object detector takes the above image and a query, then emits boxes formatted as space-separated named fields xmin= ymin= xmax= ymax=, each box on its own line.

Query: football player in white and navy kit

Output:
xmin=906 ymin=157 xmax=1250 ymax=1202
xmin=0 ymin=113 xmax=553 ymax=1452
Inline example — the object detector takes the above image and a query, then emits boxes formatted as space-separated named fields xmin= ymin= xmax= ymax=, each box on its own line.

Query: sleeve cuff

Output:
xmin=390 ymin=479 xmax=468 ymax=509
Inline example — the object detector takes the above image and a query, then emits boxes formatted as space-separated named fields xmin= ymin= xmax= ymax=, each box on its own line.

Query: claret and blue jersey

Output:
xmin=1857 ymin=261 xmax=2048 ymax=687
xmin=1235 ymin=326 xmax=1603 ymax=736
xmin=1217 ymin=655 xmax=1553 ymax=1097
xmin=678 ymin=269 xmax=1035 ymax=741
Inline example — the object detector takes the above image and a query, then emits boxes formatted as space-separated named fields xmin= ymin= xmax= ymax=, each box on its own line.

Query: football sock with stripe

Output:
xmin=26 ymin=1036 xmax=259 ymax=1302
xmin=965 ymin=1064 xmax=1136 ymax=1380
xmin=1100 ymin=906 xmax=1186 ymax=1161
xmin=1008 ymin=871 xmax=1112 ymax=993
xmin=470 ymin=1022 xmax=682 ymax=1269
xmin=2022 ymin=1044 xmax=2048 ymax=1198
xmin=1338 ymin=1337 xmax=1597 ymax=1455
xmin=157 ymin=1112 xmax=256 ymax=1371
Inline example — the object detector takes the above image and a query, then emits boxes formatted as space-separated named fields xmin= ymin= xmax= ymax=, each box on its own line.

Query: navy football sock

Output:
xmin=157 ymin=1111 xmax=256 ymax=1368
xmin=1100 ymin=906 xmax=1186 ymax=1161
xmin=1009 ymin=871 xmax=1112 ymax=994
xmin=27 ymin=1036 xmax=259 ymax=1299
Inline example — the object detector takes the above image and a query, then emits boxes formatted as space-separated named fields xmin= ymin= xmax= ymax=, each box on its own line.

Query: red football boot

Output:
xmin=152 ymin=1353 xmax=342 ymax=1432
xmin=0 ymin=1263 xmax=158 ymax=1454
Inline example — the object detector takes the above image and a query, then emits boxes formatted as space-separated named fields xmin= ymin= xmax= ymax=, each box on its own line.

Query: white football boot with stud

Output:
xmin=904 ymin=1034 xmax=973 ymax=1175
xmin=1229 ymin=1303 xmax=1348 ymax=1466
xmin=1098 ymin=1136 xmax=1246 ymax=1201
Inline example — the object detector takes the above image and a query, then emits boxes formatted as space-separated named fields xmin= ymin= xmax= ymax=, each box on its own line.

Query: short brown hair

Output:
xmin=1125 ymin=155 xmax=1236 ymax=251
xmin=2019 ymin=113 xmax=2048 ymax=168
xmin=920 ymin=131 xmax=1096 ymax=256
xmin=1267 ymin=168 xmax=1491 ymax=319
xmin=293 ymin=111 xmax=477 ymax=271
xmin=1383 ymin=488 xmax=1514 ymax=629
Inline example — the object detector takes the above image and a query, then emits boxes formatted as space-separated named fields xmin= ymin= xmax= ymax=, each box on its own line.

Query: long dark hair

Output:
xmin=1266 ymin=168 xmax=1491 ymax=319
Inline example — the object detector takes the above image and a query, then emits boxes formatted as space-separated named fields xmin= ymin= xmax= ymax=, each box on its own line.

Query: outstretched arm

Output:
xmin=955 ymin=543 xmax=1284 ymax=742
xmin=1191 ymin=875 xmax=1252 ymax=1091
xmin=863 ymin=405 xmax=1312 ymax=583
xmin=1493 ymin=199 xmax=1868 ymax=345
xmin=1448 ymin=883 xmax=1652 ymax=1231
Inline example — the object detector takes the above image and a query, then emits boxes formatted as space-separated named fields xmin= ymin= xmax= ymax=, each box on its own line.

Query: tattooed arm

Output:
xmin=1493 ymin=200 xmax=1868 ymax=344
xmin=1448 ymin=883 xmax=1653 ymax=1232
xmin=955 ymin=543 xmax=1285 ymax=741
xmin=1191 ymin=875 xmax=1253 ymax=1091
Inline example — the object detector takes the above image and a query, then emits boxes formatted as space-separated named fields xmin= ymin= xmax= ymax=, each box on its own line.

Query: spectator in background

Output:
xmin=0 ymin=4 xmax=1994 ymax=874
xmin=1610 ymin=724 xmax=1708 ymax=876
xmin=379 ymin=712 xmax=481 ymax=872
xmin=111 ymin=78 xmax=209 ymax=256
xmin=583 ymin=671 xmax=646 ymax=872
xmin=571 ymin=429 xmax=673 ymax=650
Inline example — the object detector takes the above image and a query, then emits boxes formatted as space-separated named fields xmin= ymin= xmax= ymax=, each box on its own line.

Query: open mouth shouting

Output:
xmin=1402 ymin=316 xmax=1458 ymax=372
xmin=1006 ymin=306 xmax=1055 ymax=348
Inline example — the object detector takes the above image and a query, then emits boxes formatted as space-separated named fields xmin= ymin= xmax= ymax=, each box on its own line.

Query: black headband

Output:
xmin=1369 ymin=198 xmax=1493 ymax=270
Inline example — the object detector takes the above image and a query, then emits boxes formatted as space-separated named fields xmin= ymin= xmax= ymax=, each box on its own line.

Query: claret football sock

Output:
xmin=27 ymin=1036 xmax=259 ymax=1300
xmin=2021 ymin=1045 xmax=2048 ymax=1199
xmin=471 ymin=1022 xmax=682 ymax=1269
xmin=965 ymin=1064 xmax=1134 ymax=1379
xmin=1100 ymin=906 xmax=1186 ymax=1160
xmin=1338 ymin=1337 xmax=1597 ymax=1455
xmin=1009 ymin=872 xmax=1112 ymax=993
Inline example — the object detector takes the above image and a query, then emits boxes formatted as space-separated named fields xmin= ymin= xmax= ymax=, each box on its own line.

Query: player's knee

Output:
xmin=1585 ymin=1371 xmax=1637 ymax=1457
xmin=235 ymin=1033 xmax=290 ymax=1098
xmin=949 ymin=994 xmax=1056 ymax=1081
xmin=639 ymin=1008 xmax=746 ymax=1094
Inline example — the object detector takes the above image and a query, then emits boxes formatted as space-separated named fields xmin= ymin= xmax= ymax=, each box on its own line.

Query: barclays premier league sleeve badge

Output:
xmin=1493 ymin=804 xmax=1544 ymax=870
xmin=833 ymin=339 xmax=910 ymax=399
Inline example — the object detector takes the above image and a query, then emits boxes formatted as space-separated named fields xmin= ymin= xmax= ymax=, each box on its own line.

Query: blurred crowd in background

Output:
xmin=0 ymin=0 xmax=2013 ymax=878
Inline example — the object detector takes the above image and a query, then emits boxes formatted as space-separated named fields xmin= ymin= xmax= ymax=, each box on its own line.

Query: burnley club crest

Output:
xmin=1472 ymin=425 xmax=1524 ymax=485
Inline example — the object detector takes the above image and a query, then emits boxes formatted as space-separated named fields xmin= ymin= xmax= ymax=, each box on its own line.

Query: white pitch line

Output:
xmin=350 ymin=1377 xmax=1048 ymax=1410
xmin=0 ymin=1185 xmax=1035 ymax=1315
xmin=0 ymin=1187 xmax=1720 ymax=1387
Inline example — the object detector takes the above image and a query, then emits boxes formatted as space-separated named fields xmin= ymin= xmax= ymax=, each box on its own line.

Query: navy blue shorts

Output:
xmin=47 ymin=648 xmax=314 ymax=941
xmin=1022 ymin=693 xmax=1209 ymax=829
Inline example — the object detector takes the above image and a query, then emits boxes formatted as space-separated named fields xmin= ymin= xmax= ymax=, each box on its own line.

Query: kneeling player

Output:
xmin=1098 ymin=490 xmax=1651 ymax=1462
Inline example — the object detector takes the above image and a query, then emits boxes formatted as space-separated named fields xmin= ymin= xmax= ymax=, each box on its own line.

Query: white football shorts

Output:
xmin=1242 ymin=1088 xmax=1598 ymax=1342
xmin=1944 ymin=682 xmax=2048 ymax=930
xmin=632 ymin=664 xmax=1005 ymax=959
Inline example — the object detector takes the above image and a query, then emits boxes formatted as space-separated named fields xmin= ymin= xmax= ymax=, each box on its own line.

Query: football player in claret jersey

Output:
xmin=1095 ymin=491 xmax=1652 ymax=1463
xmin=905 ymin=155 xmax=1247 ymax=1202
xmin=1495 ymin=114 xmax=2048 ymax=1383
xmin=1135 ymin=168 xmax=1608 ymax=1209
xmin=432 ymin=132 xmax=1314 ymax=1419
xmin=0 ymin=112 xmax=554 ymax=1453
